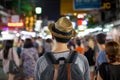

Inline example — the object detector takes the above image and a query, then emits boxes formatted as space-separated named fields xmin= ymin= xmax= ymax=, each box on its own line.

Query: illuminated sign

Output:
xmin=77 ymin=20 xmax=82 ymax=25
xmin=102 ymin=2 xmax=111 ymax=9
xmin=7 ymin=22 xmax=23 ymax=27
xmin=74 ymin=0 xmax=101 ymax=10
xmin=101 ymin=0 xmax=116 ymax=10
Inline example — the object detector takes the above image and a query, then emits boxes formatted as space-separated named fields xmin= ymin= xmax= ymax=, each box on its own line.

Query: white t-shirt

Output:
xmin=0 ymin=47 xmax=20 ymax=74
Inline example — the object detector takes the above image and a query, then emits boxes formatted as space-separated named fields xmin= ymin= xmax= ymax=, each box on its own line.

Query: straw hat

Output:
xmin=48 ymin=17 xmax=77 ymax=39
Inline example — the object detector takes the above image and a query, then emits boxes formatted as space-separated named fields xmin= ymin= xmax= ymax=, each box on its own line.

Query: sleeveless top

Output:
xmin=99 ymin=63 xmax=120 ymax=80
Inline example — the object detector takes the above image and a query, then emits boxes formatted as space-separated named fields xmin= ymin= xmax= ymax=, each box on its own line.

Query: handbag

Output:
xmin=9 ymin=48 xmax=20 ymax=74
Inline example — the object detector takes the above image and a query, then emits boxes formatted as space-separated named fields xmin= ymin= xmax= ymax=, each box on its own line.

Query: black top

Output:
xmin=84 ymin=48 xmax=95 ymax=66
xmin=99 ymin=63 xmax=120 ymax=80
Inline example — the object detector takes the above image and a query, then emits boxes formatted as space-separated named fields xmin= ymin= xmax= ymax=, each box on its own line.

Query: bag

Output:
xmin=14 ymin=65 xmax=24 ymax=80
xmin=0 ymin=60 xmax=8 ymax=80
xmin=9 ymin=48 xmax=20 ymax=74
xmin=98 ymin=63 xmax=110 ymax=80
xmin=40 ymin=51 xmax=84 ymax=80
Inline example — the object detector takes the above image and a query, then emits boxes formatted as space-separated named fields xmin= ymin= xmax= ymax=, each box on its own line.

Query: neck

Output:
xmin=52 ymin=42 xmax=69 ymax=53
xmin=99 ymin=44 xmax=105 ymax=50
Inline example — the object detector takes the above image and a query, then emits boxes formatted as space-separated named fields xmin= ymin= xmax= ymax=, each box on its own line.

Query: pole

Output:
xmin=18 ymin=0 xmax=21 ymax=14
xmin=4 ymin=0 xmax=6 ymax=8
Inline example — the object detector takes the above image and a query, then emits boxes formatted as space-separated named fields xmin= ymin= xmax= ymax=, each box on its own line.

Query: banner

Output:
xmin=73 ymin=0 xmax=101 ymax=10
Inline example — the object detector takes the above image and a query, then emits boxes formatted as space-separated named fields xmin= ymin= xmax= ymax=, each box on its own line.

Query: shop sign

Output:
xmin=7 ymin=22 xmax=23 ymax=27
xmin=73 ymin=0 xmax=101 ymax=10
xmin=102 ymin=2 xmax=111 ymax=9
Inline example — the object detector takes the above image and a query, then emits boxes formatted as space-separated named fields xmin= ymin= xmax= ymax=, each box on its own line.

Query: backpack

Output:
xmin=40 ymin=51 xmax=84 ymax=80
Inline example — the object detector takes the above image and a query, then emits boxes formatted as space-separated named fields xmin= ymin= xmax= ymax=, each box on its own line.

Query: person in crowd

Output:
xmin=83 ymin=42 xmax=95 ymax=80
xmin=36 ymin=37 xmax=44 ymax=57
xmin=93 ymin=37 xmax=100 ymax=80
xmin=35 ymin=17 xmax=90 ymax=80
xmin=93 ymin=37 xmax=99 ymax=67
xmin=32 ymin=37 xmax=39 ymax=49
xmin=21 ymin=38 xmax=39 ymax=80
xmin=17 ymin=38 xmax=24 ymax=58
xmin=44 ymin=38 xmax=52 ymax=52
xmin=88 ymin=38 xmax=95 ymax=50
xmin=74 ymin=38 xmax=84 ymax=54
xmin=96 ymin=33 xmax=108 ymax=72
xmin=0 ymin=40 xmax=20 ymax=80
xmin=97 ymin=41 xmax=120 ymax=80
xmin=67 ymin=38 xmax=76 ymax=50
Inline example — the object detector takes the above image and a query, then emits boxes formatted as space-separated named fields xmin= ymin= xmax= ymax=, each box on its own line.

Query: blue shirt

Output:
xmin=97 ymin=50 xmax=107 ymax=66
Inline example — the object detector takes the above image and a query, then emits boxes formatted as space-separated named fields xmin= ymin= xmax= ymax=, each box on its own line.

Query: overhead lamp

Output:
xmin=35 ymin=7 xmax=42 ymax=14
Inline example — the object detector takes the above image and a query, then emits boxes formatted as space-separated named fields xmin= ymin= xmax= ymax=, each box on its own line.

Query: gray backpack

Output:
xmin=40 ymin=51 xmax=84 ymax=80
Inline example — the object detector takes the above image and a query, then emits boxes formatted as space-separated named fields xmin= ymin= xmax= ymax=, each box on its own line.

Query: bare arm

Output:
xmin=97 ymin=72 xmax=103 ymax=80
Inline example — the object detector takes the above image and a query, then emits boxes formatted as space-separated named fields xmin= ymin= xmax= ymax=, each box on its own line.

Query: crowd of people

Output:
xmin=0 ymin=17 xmax=120 ymax=80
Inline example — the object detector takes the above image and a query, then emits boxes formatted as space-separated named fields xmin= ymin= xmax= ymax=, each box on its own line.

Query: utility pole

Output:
xmin=18 ymin=0 xmax=21 ymax=14
xmin=4 ymin=0 xmax=6 ymax=8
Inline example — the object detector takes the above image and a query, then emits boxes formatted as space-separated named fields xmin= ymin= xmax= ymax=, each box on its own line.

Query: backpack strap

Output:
xmin=53 ymin=64 xmax=59 ymax=80
xmin=67 ymin=63 xmax=71 ymax=80
xmin=44 ymin=51 xmax=77 ymax=80
xmin=67 ymin=51 xmax=78 ymax=63
xmin=44 ymin=52 xmax=57 ymax=64
xmin=67 ymin=51 xmax=77 ymax=80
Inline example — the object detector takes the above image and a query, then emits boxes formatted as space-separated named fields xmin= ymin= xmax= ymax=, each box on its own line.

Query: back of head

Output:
xmin=24 ymin=38 xmax=34 ymax=48
xmin=3 ymin=40 xmax=13 ymax=59
xmin=76 ymin=38 xmax=81 ymax=46
xmin=48 ymin=17 xmax=77 ymax=43
xmin=105 ymin=41 xmax=120 ymax=63
xmin=96 ymin=33 xmax=106 ymax=45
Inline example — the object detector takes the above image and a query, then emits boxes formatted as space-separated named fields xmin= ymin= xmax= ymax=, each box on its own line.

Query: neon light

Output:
xmin=7 ymin=22 xmax=23 ymax=27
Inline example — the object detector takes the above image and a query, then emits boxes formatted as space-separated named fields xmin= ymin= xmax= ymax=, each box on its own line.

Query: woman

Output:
xmin=0 ymin=40 xmax=20 ymax=80
xmin=97 ymin=41 xmax=120 ymax=80
xmin=21 ymin=38 xmax=39 ymax=80
xmin=84 ymin=42 xmax=95 ymax=80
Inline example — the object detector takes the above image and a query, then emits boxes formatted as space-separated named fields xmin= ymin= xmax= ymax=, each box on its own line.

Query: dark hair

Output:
xmin=76 ymin=38 xmax=81 ymax=46
xmin=105 ymin=41 xmax=120 ymax=63
xmin=3 ymin=40 xmax=13 ymax=59
xmin=96 ymin=33 xmax=106 ymax=44
xmin=23 ymin=38 xmax=34 ymax=48
xmin=54 ymin=36 xmax=71 ymax=43
xmin=46 ymin=38 xmax=52 ymax=43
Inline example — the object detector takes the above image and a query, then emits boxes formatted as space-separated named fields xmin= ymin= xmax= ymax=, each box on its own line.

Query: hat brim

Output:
xmin=48 ymin=23 xmax=77 ymax=39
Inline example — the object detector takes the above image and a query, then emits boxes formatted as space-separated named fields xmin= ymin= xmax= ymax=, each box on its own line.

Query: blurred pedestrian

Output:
xmin=96 ymin=33 xmax=107 ymax=73
xmin=74 ymin=38 xmax=84 ymax=54
xmin=44 ymin=38 xmax=52 ymax=52
xmin=36 ymin=37 xmax=44 ymax=57
xmin=97 ymin=41 xmax=120 ymax=80
xmin=83 ymin=42 xmax=95 ymax=80
xmin=35 ymin=17 xmax=90 ymax=80
xmin=21 ymin=38 xmax=39 ymax=80
xmin=0 ymin=40 xmax=20 ymax=80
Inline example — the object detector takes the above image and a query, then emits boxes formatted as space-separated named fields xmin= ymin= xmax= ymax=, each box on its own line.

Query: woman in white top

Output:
xmin=0 ymin=40 xmax=20 ymax=80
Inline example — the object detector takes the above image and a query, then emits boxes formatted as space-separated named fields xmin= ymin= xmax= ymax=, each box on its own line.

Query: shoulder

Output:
xmin=99 ymin=62 xmax=109 ymax=73
xmin=29 ymin=48 xmax=38 ymax=53
xmin=37 ymin=56 xmax=46 ymax=64
xmin=36 ymin=55 xmax=48 ymax=72
xmin=76 ymin=52 xmax=88 ymax=62
xmin=75 ymin=52 xmax=89 ymax=73
xmin=76 ymin=53 xmax=88 ymax=67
